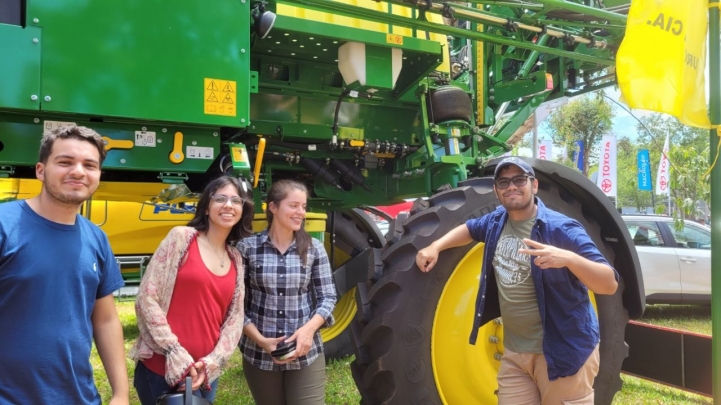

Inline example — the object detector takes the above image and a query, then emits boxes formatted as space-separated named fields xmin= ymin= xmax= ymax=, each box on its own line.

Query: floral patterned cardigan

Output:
xmin=128 ymin=226 xmax=245 ymax=388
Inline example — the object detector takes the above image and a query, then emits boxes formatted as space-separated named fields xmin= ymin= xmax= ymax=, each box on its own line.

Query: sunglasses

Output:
xmin=211 ymin=194 xmax=244 ymax=206
xmin=495 ymin=174 xmax=533 ymax=189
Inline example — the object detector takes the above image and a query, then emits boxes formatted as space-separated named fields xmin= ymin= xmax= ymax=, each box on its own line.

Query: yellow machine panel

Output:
xmin=278 ymin=0 xmax=450 ymax=73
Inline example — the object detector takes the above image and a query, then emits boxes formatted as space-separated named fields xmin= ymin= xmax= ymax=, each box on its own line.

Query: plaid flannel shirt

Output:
xmin=237 ymin=231 xmax=336 ymax=371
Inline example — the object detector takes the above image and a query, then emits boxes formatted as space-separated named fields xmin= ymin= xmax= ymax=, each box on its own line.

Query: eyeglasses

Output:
xmin=211 ymin=194 xmax=244 ymax=206
xmin=495 ymin=175 xmax=533 ymax=189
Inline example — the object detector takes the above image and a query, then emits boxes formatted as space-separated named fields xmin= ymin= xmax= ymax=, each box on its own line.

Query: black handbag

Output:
xmin=156 ymin=376 xmax=213 ymax=405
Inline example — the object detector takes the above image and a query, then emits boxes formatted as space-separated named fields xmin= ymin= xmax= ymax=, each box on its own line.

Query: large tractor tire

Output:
xmin=322 ymin=209 xmax=384 ymax=360
xmin=350 ymin=174 xmax=631 ymax=404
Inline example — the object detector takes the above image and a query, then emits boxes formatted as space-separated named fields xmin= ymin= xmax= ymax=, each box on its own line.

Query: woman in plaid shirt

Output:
xmin=237 ymin=180 xmax=337 ymax=405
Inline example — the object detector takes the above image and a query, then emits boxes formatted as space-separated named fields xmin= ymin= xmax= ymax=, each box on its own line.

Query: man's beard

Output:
xmin=503 ymin=195 xmax=533 ymax=212
xmin=44 ymin=182 xmax=94 ymax=206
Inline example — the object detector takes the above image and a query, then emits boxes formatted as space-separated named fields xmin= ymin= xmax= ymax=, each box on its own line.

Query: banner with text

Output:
xmin=655 ymin=135 xmax=671 ymax=196
xmin=537 ymin=140 xmax=553 ymax=160
xmin=572 ymin=140 xmax=584 ymax=172
xmin=596 ymin=135 xmax=618 ymax=197
xmin=637 ymin=149 xmax=652 ymax=191
xmin=616 ymin=0 xmax=711 ymax=128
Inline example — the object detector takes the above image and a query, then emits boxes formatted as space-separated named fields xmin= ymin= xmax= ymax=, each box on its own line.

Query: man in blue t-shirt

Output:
xmin=0 ymin=125 xmax=128 ymax=404
xmin=415 ymin=157 xmax=618 ymax=404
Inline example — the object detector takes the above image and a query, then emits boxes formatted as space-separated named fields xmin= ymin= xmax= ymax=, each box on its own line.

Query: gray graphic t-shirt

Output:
xmin=492 ymin=216 xmax=543 ymax=354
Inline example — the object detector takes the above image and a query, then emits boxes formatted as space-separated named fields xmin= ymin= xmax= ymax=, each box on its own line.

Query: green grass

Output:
xmin=93 ymin=301 xmax=712 ymax=404
xmin=96 ymin=301 xmax=361 ymax=404
xmin=635 ymin=304 xmax=711 ymax=335
xmin=613 ymin=375 xmax=711 ymax=405
xmin=610 ymin=304 xmax=712 ymax=405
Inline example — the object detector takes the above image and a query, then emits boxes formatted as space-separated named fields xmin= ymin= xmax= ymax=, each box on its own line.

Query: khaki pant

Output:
xmin=497 ymin=344 xmax=600 ymax=405
xmin=243 ymin=353 xmax=326 ymax=405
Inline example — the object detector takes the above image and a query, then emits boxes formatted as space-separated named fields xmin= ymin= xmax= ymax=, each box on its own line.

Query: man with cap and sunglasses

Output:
xmin=416 ymin=156 xmax=618 ymax=405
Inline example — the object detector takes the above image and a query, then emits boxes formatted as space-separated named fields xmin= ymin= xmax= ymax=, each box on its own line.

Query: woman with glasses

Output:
xmin=238 ymin=179 xmax=337 ymax=405
xmin=129 ymin=176 xmax=254 ymax=404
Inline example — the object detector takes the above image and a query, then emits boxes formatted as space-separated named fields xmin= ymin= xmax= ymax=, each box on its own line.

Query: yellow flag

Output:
xmin=616 ymin=0 xmax=711 ymax=128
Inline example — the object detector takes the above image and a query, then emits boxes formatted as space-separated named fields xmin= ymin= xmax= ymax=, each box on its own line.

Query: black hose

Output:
xmin=330 ymin=159 xmax=372 ymax=192
xmin=332 ymin=89 xmax=352 ymax=142
xmin=299 ymin=157 xmax=343 ymax=191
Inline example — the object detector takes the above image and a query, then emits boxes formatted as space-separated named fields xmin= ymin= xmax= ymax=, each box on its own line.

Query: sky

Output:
xmin=534 ymin=50 xmax=712 ymax=144
xmin=514 ymin=88 xmax=654 ymax=158
xmin=535 ymin=87 xmax=653 ymax=143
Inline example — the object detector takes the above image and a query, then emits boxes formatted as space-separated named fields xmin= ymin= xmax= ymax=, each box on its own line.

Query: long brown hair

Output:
xmin=187 ymin=176 xmax=254 ymax=245
xmin=266 ymin=180 xmax=311 ymax=265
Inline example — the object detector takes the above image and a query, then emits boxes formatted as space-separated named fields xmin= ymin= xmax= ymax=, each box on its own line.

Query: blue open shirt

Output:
xmin=465 ymin=198 xmax=618 ymax=380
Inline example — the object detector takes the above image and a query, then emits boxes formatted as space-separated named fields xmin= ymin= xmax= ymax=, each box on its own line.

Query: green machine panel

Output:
xmin=0 ymin=113 xmax=222 ymax=173
xmin=27 ymin=0 xmax=251 ymax=127
xmin=0 ymin=24 xmax=41 ymax=111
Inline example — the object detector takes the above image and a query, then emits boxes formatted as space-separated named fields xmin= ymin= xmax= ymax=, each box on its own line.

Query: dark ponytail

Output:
xmin=266 ymin=180 xmax=312 ymax=266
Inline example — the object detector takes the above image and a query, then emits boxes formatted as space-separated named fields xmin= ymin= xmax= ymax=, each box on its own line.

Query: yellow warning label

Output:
xmin=204 ymin=78 xmax=237 ymax=117
xmin=231 ymin=146 xmax=247 ymax=163
xmin=386 ymin=34 xmax=403 ymax=45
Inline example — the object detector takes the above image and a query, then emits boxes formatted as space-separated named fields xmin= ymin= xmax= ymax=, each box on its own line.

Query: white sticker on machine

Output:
xmin=186 ymin=146 xmax=214 ymax=160
xmin=134 ymin=131 xmax=156 ymax=147
xmin=43 ymin=120 xmax=76 ymax=132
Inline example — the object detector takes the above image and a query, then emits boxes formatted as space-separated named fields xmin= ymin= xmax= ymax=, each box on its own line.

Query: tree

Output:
xmin=543 ymin=92 xmax=615 ymax=176
xmin=635 ymin=113 xmax=709 ymax=222
xmin=670 ymin=144 xmax=710 ymax=222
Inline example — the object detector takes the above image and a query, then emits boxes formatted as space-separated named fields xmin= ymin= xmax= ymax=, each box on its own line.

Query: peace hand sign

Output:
xmin=518 ymin=238 xmax=572 ymax=269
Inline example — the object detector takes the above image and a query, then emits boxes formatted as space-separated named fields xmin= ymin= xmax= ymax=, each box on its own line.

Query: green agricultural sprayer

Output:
xmin=1 ymin=0 xmax=659 ymax=403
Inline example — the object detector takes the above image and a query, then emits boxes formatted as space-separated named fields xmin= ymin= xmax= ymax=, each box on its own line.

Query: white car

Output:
xmin=622 ymin=215 xmax=711 ymax=305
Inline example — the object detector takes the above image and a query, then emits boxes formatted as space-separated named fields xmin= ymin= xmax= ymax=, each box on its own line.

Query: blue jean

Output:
xmin=134 ymin=361 xmax=219 ymax=405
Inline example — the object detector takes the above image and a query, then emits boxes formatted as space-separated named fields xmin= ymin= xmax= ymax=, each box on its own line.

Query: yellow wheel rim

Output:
xmin=320 ymin=229 xmax=359 ymax=344
xmin=431 ymin=243 xmax=599 ymax=404
xmin=320 ymin=287 xmax=357 ymax=342
xmin=432 ymin=243 xmax=501 ymax=405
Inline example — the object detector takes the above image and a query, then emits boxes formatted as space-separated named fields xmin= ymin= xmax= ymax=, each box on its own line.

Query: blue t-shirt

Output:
xmin=0 ymin=201 xmax=124 ymax=405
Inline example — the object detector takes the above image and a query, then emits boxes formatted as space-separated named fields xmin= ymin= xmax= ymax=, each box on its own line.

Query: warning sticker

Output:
xmin=231 ymin=146 xmax=247 ymax=163
xmin=186 ymin=146 xmax=215 ymax=160
xmin=204 ymin=78 xmax=236 ymax=117
xmin=134 ymin=131 xmax=156 ymax=147
xmin=43 ymin=120 xmax=76 ymax=132
xmin=386 ymin=34 xmax=403 ymax=45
